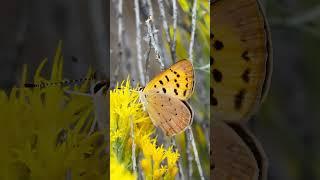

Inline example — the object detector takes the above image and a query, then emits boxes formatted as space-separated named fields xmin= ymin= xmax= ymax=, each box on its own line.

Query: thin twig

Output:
xmin=188 ymin=0 xmax=198 ymax=62
xmin=134 ymin=0 xmax=146 ymax=85
xmin=130 ymin=116 xmax=137 ymax=174
xmin=187 ymin=126 xmax=205 ymax=180
xmin=144 ymin=39 xmax=152 ymax=83
xmin=157 ymin=0 xmax=175 ymax=62
xmin=171 ymin=138 xmax=185 ymax=180
xmin=145 ymin=16 xmax=165 ymax=71
xmin=147 ymin=0 xmax=164 ymax=71
xmin=186 ymin=132 xmax=193 ymax=179
xmin=114 ymin=0 xmax=124 ymax=82
xmin=172 ymin=0 xmax=178 ymax=63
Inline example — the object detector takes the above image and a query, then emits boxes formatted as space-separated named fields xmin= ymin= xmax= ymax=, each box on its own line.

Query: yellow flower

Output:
xmin=0 ymin=42 xmax=107 ymax=180
xmin=111 ymin=153 xmax=136 ymax=180
xmin=166 ymin=147 xmax=180 ymax=168
xmin=141 ymin=158 xmax=152 ymax=176
xmin=110 ymin=79 xmax=182 ymax=180
xmin=152 ymin=144 xmax=165 ymax=168
xmin=110 ymin=80 xmax=156 ymax=178
xmin=165 ymin=147 xmax=180 ymax=179
xmin=154 ymin=166 xmax=167 ymax=180
xmin=139 ymin=134 xmax=156 ymax=157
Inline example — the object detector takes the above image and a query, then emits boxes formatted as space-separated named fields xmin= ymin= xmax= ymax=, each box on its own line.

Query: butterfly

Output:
xmin=211 ymin=0 xmax=272 ymax=123
xmin=211 ymin=120 xmax=268 ymax=180
xmin=139 ymin=59 xmax=195 ymax=136
xmin=211 ymin=0 xmax=272 ymax=179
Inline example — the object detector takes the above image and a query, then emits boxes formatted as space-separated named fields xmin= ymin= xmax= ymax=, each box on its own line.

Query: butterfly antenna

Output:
xmin=24 ymin=73 xmax=96 ymax=88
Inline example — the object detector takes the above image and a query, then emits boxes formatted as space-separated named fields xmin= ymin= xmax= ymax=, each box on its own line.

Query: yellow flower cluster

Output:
xmin=0 ymin=42 xmax=107 ymax=180
xmin=111 ymin=152 xmax=136 ymax=180
xmin=138 ymin=135 xmax=180 ymax=180
xmin=110 ymin=80 xmax=180 ymax=180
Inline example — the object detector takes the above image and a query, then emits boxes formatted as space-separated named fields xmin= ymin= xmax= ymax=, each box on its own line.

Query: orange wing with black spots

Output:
xmin=143 ymin=59 xmax=194 ymax=100
xmin=211 ymin=0 xmax=272 ymax=122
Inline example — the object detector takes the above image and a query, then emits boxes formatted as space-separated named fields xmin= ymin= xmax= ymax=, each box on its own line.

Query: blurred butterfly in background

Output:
xmin=139 ymin=59 xmax=195 ymax=136
xmin=211 ymin=0 xmax=272 ymax=179
xmin=211 ymin=0 xmax=272 ymax=123
xmin=211 ymin=120 xmax=268 ymax=180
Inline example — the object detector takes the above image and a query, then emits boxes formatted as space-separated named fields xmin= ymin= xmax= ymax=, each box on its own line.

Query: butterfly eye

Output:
xmin=138 ymin=87 xmax=144 ymax=91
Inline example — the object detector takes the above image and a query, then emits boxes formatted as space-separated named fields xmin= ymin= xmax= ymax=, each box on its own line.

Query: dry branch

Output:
xmin=134 ymin=0 xmax=146 ymax=85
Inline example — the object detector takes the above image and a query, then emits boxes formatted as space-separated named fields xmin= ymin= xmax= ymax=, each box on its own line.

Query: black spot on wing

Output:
xmin=211 ymin=96 xmax=218 ymax=106
xmin=174 ymin=89 xmax=178 ymax=95
xmin=241 ymin=69 xmax=250 ymax=83
xmin=213 ymin=69 xmax=222 ymax=82
xmin=210 ymin=56 xmax=214 ymax=65
xmin=162 ymin=88 xmax=166 ymax=93
xmin=165 ymin=75 xmax=170 ymax=82
xmin=213 ymin=40 xmax=224 ymax=50
xmin=234 ymin=89 xmax=246 ymax=110
xmin=242 ymin=50 xmax=250 ymax=61
xmin=210 ymin=33 xmax=214 ymax=39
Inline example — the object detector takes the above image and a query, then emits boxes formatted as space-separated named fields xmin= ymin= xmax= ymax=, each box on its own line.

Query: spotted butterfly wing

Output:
xmin=211 ymin=0 xmax=272 ymax=122
xmin=144 ymin=93 xmax=193 ymax=136
xmin=143 ymin=59 xmax=194 ymax=100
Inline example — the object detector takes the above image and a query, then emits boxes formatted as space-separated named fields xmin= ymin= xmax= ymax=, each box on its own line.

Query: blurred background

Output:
xmin=251 ymin=0 xmax=320 ymax=179
xmin=0 ymin=1 xmax=109 ymax=179
xmin=0 ymin=0 xmax=108 ymax=90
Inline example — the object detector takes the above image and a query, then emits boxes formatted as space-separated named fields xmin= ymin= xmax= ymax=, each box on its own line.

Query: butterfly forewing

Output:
xmin=144 ymin=93 xmax=193 ymax=136
xmin=211 ymin=0 xmax=271 ymax=122
xmin=143 ymin=59 xmax=194 ymax=101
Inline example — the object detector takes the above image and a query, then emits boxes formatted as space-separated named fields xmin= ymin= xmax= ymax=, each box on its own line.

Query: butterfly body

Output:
xmin=140 ymin=59 xmax=195 ymax=136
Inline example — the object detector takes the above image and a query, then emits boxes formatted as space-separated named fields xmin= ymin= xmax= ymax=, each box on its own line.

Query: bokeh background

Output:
xmin=0 ymin=0 xmax=109 ymax=179
xmin=0 ymin=0 xmax=108 ymax=89
xmin=250 ymin=0 xmax=320 ymax=179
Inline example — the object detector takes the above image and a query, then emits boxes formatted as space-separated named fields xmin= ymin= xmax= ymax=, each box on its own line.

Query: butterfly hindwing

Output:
xmin=212 ymin=120 xmax=260 ymax=179
xmin=211 ymin=0 xmax=271 ymax=122
xmin=143 ymin=59 xmax=194 ymax=101
xmin=144 ymin=92 xmax=193 ymax=136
